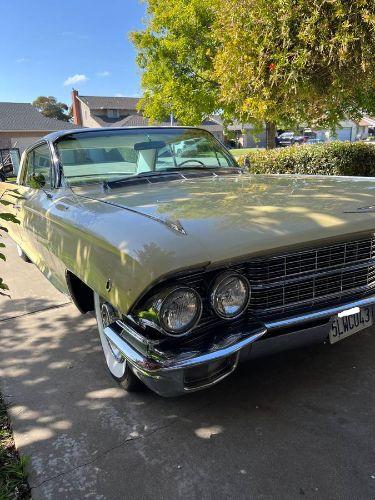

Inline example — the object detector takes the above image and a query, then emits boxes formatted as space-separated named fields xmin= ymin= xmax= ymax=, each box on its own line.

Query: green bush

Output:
xmin=236 ymin=142 xmax=375 ymax=176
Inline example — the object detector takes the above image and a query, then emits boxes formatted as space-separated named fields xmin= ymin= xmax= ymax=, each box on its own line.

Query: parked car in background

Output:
xmin=277 ymin=130 xmax=318 ymax=147
xmin=1 ymin=126 xmax=375 ymax=397
xmin=305 ymin=138 xmax=325 ymax=145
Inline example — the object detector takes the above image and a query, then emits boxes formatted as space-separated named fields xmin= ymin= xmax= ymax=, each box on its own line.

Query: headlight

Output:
xmin=151 ymin=286 xmax=202 ymax=335
xmin=211 ymin=272 xmax=250 ymax=319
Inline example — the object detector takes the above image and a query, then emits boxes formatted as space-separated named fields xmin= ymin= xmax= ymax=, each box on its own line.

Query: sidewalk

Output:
xmin=1 ymin=237 xmax=375 ymax=499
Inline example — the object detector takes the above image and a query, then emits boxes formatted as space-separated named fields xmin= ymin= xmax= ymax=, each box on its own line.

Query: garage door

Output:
xmin=335 ymin=127 xmax=352 ymax=142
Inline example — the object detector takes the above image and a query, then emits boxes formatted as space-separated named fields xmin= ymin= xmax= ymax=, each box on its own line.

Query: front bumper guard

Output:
xmin=104 ymin=295 xmax=375 ymax=397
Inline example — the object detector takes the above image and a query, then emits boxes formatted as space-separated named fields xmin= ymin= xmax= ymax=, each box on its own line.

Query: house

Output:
xmin=71 ymin=90 xmax=227 ymax=143
xmin=0 ymin=102 xmax=78 ymax=153
xmin=356 ymin=116 xmax=375 ymax=140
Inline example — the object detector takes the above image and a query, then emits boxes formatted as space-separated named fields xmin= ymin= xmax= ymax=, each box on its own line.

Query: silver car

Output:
xmin=1 ymin=126 xmax=375 ymax=396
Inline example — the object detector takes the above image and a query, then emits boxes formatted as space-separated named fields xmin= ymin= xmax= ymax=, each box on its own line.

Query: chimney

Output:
xmin=71 ymin=89 xmax=83 ymax=126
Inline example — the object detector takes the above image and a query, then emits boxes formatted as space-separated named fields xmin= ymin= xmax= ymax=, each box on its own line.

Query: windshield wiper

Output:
xmin=162 ymin=166 xmax=243 ymax=174
xmin=163 ymin=166 xmax=218 ymax=170
xmin=106 ymin=166 xmax=242 ymax=189
xmin=106 ymin=170 xmax=183 ymax=187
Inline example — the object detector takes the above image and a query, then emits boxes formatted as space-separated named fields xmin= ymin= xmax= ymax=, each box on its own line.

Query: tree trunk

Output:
xmin=266 ymin=121 xmax=276 ymax=149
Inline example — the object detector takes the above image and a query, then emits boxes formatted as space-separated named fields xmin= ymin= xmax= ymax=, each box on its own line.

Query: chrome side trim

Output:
xmin=265 ymin=295 xmax=375 ymax=330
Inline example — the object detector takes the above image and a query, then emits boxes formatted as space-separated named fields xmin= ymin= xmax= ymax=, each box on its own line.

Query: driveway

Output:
xmin=1 ymin=237 xmax=375 ymax=499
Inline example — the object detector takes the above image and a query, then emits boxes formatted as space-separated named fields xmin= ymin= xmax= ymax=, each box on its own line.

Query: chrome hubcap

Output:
xmin=100 ymin=303 xmax=124 ymax=363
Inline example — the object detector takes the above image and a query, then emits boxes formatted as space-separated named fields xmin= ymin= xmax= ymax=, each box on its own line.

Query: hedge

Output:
xmin=236 ymin=142 xmax=375 ymax=176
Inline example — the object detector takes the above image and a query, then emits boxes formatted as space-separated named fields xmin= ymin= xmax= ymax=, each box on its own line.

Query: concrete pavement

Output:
xmin=1 ymin=236 xmax=375 ymax=499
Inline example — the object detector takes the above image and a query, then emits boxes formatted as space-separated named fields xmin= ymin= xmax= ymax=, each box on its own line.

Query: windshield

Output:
xmin=56 ymin=128 xmax=238 ymax=186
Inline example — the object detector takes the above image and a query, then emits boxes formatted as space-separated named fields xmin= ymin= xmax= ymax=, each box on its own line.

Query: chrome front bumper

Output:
xmin=104 ymin=296 xmax=375 ymax=397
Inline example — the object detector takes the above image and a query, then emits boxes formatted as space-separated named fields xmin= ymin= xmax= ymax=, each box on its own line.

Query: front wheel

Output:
xmin=94 ymin=293 xmax=143 ymax=392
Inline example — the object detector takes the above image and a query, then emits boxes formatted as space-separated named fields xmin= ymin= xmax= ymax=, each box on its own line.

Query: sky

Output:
xmin=0 ymin=0 xmax=146 ymax=105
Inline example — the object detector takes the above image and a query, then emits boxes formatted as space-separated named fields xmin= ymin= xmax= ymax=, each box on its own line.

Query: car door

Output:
xmin=16 ymin=142 xmax=55 ymax=269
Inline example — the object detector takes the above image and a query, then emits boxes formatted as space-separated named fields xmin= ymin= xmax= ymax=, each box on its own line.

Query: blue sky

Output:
xmin=0 ymin=0 xmax=146 ymax=105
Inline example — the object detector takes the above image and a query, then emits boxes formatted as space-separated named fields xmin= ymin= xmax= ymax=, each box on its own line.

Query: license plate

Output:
xmin=329 ymin=307 xmax=373 ymax=344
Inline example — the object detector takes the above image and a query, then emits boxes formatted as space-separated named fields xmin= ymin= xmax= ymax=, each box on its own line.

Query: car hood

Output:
xmin=72 ymin=173 xmax=375 ymax=263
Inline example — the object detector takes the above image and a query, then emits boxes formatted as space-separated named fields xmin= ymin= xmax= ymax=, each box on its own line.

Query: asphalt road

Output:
xmin=1 ymin=237 xmax=375 ymax=499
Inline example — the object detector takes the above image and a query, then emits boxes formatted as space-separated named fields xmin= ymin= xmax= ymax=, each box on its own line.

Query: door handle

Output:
xmin=14 ymin=204 xmax=21 ymax=210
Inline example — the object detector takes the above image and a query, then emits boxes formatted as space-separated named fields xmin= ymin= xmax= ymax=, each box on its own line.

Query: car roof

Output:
xmin=43 ymin=126 xmax=202 ymax=143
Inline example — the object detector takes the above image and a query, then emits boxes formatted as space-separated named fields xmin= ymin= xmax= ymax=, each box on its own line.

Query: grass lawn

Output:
xmin=229 ymin=148 xmax=264 ymax=157
xmin=0 ymin=395 xmax=30 ymax=499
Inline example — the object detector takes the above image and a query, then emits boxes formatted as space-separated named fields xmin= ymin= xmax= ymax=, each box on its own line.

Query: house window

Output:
xmin=107 ymin=109 xmax=120 ymax=118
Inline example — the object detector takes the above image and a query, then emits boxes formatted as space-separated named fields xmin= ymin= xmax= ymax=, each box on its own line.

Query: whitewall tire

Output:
xmin=17 ymin=244 xmax=31 ymax=263
xmin=94 ymin=292 xmax=142 ymax=392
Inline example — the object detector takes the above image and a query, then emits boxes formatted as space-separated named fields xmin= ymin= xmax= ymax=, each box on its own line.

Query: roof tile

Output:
xmin=79 ymin=95 xmax=140 ymax=110
xmin=0 ymin=102 xmax=78 ymax=131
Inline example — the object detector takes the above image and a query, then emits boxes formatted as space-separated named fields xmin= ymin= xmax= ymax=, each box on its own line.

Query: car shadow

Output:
xmin=1 ymin=301 xmax=375 ymax=498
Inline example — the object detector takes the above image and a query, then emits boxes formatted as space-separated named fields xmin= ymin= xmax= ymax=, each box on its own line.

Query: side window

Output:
xmin=26 ymin=143 xmax=52 ymax=188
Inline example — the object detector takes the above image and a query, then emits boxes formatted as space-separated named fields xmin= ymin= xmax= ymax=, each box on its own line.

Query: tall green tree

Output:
xmin=32 ymin=96 xmax=71 ymax=122
xmin=131 ymin=0 xmax=375 ymax=148
xmin=130 ymin=0 xmax=219 ymax=124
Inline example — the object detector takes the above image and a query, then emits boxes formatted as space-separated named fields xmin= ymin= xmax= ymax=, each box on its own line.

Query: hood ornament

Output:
xmin=164 ymin=218 xmax=187 ymax=235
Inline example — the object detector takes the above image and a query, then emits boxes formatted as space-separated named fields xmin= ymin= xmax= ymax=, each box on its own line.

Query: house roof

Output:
xmin=359 ymin=116 xmax=375 ymax=127
xmin=0 ymin=102 xmax=78 ymax=132
xmin=89 ymin=112 xmax=226 ymax=132
xmin=78 ymin=95 xmax=140 ymax=110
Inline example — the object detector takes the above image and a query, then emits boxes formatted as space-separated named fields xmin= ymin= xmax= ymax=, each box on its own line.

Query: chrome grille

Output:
xmin=246 ymin=238 xmax=375 ymax=283
xmin=246 ymin=237 xmax=375 ymax=316
xmin=176 ymin=235 xmax=375 ymax=331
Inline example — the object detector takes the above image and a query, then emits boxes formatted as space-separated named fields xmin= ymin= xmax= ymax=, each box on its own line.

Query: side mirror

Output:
xmin=244 ymin=157 xmax=251 ymax=170
xmin=29 ymin=172 xmax=46 ymax=189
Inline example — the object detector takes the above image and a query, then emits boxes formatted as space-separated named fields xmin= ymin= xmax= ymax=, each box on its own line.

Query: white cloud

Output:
xmin=115 ymin=93 xmax=125 ymax=97
xmin=97 ymin=71 xmax=110 ymax=77
xmin=63 ymin=74 xmax=88 ymax=86
xmin=16 ymin=58 xmax=28 ymax=63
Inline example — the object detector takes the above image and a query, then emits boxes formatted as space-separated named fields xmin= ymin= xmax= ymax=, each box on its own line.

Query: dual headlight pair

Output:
xmin=149 ymin=272 xmax=251 ymax=336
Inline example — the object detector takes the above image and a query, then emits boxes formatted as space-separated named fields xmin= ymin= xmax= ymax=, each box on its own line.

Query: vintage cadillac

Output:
xmin=1 ymin=126 xmax=375 ymax=396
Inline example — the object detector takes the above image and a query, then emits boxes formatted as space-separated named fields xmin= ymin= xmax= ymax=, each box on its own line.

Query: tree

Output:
xmin=32 ymin=96 xmax=71 ymax=122
xmin=131 ymin=0 xmax=375 ymax=148
xmin=130 ymin=0 xmax=220 ymax=125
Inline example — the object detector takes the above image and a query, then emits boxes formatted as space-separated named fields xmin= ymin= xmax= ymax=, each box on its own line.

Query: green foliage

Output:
xmin=131 ymin=1 xmax=375 ymax=139
xmin=237 ymin=142 xmax=375 ymax=176
xmin=32 ymin=96 xmax=71 ymax=122
xmin=0 ymin=194 xmax=20 ymax=297
xmin=130 ymin=0 xmax=220 ymax=125
xmin=0 ymin=396 xmax=30 ymax=500
xmin=215 ymin=0 xmax=375 ymax=130
xmin=0 ymin=395 xmax=30 ymax=499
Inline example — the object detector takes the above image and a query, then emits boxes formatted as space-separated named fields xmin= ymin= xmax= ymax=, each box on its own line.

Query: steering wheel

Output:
xmin=178 ymin=159 xmax=206 ymax=167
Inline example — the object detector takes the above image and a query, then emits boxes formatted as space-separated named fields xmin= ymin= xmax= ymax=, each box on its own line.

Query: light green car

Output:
xmin=1 ymin=126 xmax=375 ymax=396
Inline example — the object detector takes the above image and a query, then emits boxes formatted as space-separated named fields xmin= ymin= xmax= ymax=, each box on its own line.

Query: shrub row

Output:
xmin=236 ymin=142 xmax=375 ymax=176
